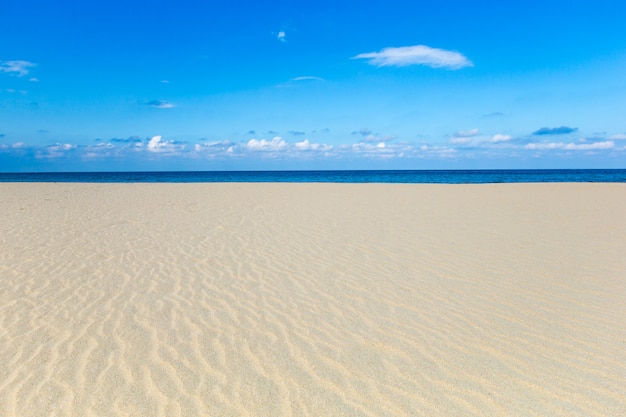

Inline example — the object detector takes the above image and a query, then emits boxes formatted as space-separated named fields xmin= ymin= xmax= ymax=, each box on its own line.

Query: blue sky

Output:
xmin=1 ymin=0 xmax=625 ymax=171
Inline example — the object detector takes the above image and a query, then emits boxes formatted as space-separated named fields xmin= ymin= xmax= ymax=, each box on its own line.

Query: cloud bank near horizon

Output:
xmin=2 ymin=131 xmax=624 ymax=170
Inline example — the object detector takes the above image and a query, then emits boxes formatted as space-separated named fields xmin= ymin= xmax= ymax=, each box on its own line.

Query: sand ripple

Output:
xmin=1 ymin=183 xmax=625 ymax=416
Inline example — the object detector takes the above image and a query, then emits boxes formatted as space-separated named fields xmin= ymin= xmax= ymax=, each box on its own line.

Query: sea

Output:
xmin=0 ymin=169 xmax=625 ymax=183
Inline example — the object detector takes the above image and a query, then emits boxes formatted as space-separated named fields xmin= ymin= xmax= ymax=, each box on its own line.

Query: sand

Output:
xmin=0 ymin=182 xmax=624 ymax=416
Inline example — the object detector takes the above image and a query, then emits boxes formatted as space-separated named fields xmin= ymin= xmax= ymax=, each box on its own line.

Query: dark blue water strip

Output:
xmin=0 ymin=169 xmax=625 ymax=183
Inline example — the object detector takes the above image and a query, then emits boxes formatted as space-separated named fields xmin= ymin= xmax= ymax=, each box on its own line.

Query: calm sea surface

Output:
xmin=0 ymin=170 xmax=625 ymax=183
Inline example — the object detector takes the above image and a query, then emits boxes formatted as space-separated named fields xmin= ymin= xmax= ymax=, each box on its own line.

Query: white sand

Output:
xmin=1 ymin=183 xmax=625 ymax=416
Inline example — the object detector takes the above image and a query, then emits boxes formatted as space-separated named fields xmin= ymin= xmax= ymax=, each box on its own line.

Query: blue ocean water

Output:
xmin=0 ymin=169 xmax=625 ymax=183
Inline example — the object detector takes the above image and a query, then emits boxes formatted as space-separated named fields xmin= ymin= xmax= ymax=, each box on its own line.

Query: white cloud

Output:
xmin=349 ymin=142 xmax=383 ymax=151
xmin=81 ymin=142 xmax=117 ymax=159
xmin=29 ymin=77 xmax=39 ymax=82
xmin=193 ymin=140 xmax=235 ymax=154
xmin=294 ymin=140 xmax=310 ymax=150
xmin=147 ymin=135 xmax=163 ymax=151
xmin=492 ymin=134 xmax=512 ymax=142
xmin=564 ymin=141 xmax=614 ymax=150
xmin=341 ymin=141 xmax=414 ymax=160
xmin=609 ymin=133 xmax=626 ymax=140
xmin=294 ymin=139 xmax=333 ymax=152
xmin=147 ymin=135 xmax=185 ymax=153
xmin=454 ymin=128 xmax=479 ymax=138
xmin=35 ymin=143 xmax=76 ymax=159
xmin=0 ymin=60 xmax=36 ymax=76
xmin=354 ymin=45 xmax=472 ymax=69
xmin=277 ymin=31 xmax=286 ymax=42
xmin=247 ymin=136 xmax=287 ymax=151
xmin=525 ymin=143 xmax=562 ymax=150
xmin=525 ymin=141 xmax=614 ymax=150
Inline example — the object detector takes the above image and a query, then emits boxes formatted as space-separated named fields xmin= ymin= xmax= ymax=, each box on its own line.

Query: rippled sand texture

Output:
xmin=1 ymin=183 xmax=625 ymax=417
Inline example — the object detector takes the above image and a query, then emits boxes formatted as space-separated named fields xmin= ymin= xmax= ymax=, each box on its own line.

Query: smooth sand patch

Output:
xmin=1 ymin=183 xmax=625 ymax=416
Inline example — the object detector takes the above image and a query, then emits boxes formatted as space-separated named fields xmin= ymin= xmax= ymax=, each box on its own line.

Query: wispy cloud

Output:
xmin=532 ymin=126 xmax=577 ymax=135
xmin=0 ymin=141 xmax=27 ymax=150
xmin=609 ymin=133 xmax=626 ymax=140
xmin=144 ymin=100 xmax=175 ymax=109
xmin=290 ymin=76 xmax=325 ymax=82
xmin=354 ymin=45 xmax=472 ymax=69
xmin=453 ymin=128 xmax=479 ymax=138
xmin=82 ymin=142 xmax=118 ymax=159
xmin=351 ymin=128 xmax=396 ymax=144
xmin=352 ymin=128 xmax=373 ymax=136
xmin=525 ymin=141 xmax=614 ymax=150
xmin=276 ymin=76 xmax=325 ymax=88
xmin=110 ymin=136 xmax=142 ymax=143
xmin=0 ymin=60 xmax=36 ymax=76
xmin=277 ymin=31 xmax=286 ymax=42
xmin=288 ymin=131 xmax=306 ymax=136
xmin=450 ymin=137 xmax=471 ymax=144
xmin=483 ymin=112 xmax=505 ymax=118
xmin=417 ymin=144 xmax=457 ymax=157
xmin=2 ymin=88 xmax=28 ymax=95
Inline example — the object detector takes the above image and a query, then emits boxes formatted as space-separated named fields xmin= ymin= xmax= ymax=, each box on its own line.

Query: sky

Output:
xmin=1 ymin=0 xmax=625 ymax=171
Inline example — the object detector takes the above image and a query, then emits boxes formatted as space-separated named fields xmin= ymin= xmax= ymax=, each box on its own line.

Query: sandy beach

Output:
xmin=1 ymin=182 xmax=624 ymax=416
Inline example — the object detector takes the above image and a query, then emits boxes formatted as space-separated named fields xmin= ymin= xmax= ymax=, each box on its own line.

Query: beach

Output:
xmin=1 ymin=182 xmax=624 ymax=416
